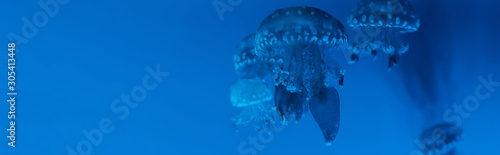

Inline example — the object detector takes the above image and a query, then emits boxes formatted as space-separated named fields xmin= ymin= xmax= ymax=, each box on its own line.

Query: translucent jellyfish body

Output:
xmin=418 ymin=123 xmax=463 ymax=155
xmin=231 ymin=34 xmax=277 ymax=131
xmin=230 ymin=78 xmax=276 ymax=131
xmin=347 ymin=0 xmax=420 ymax=69
xmin=255 ymin=6 xmax=346 ymax=145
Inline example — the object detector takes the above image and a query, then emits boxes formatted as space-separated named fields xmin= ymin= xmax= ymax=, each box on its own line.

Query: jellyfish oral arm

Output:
xmin=309 ymin=85 xmax=340 ymax=146
xmin=274 ymin=85 xmax=307 ymax=123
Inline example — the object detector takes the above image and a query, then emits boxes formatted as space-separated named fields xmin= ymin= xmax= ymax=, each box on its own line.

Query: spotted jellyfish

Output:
xmin=231 ymin=34 xmax=277 ymax=131
xmin=254 ymin=6 xmax=348 ymax=146
xmin=347 ymin=0 xmax=420 ymax=69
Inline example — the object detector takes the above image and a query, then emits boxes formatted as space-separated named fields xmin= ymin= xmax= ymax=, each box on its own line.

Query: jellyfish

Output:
xmin=231 ymin=34 xmax=277 ymax=131
xmin=417 ymin=123 xmax=463 ymax=155
xmin=230 ymin=77 xmax=276 ymax=131
xmin=347 ymin=0 xmax=420 ymax=69
xmin=254 ymin=6 xmax=347 ymax=145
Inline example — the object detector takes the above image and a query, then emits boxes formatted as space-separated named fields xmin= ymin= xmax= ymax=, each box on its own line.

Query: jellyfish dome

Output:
xmin=255 ymin=6 xmax=346 ymax=145
xmin=418 ymin=123 xmax=463 ymax=155
xmin=230 ymin=78 xmax=272 ymax=108
xmin=230 ymin=77 xmax=277 ymax=131
xmin=234 ymin=34 xmax=273 ymax=78
xmin=347 ymin=0 xmax=420 ymax=69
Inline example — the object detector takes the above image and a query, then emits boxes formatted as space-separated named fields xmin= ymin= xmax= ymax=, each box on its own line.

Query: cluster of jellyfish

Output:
xmin=230 ymin=0 xmax=463 ymax=151
xmin=231 ymin=6 xmax=346 ymax=146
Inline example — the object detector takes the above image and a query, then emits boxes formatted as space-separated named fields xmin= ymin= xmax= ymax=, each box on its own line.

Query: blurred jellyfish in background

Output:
xmin=231 ymin=34 xmax=278 ymax=131
xmin=417 ymin=123 xmax=463 ymax=155
xmin=254 ymin=6 xmax=347 ymax=146
xmin=347 ymin=0 xmax=420 ymax=69
xmin=392 ymin=1 xmax=463 ymax=154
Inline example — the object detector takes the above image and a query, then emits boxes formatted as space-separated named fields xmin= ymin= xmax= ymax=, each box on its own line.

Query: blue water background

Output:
xmin=0 ymin=0 xmax=499 ymax=154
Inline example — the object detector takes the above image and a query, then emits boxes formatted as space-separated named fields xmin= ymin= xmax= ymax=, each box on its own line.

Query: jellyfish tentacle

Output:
xmin=388 ymin=52 xmax=400 ymax=70
xmin=380 ymin=28 xmax=407 ymax=69
xmin=309 ymin=85 xmax=340 ymax=146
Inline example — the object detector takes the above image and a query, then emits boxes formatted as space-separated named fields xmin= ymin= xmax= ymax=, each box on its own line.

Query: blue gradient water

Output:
xmin=0 ymin=0 xmax=499 ymax=154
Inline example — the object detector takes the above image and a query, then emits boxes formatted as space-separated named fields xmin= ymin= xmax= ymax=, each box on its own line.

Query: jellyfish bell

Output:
xmin=230 ymin=78 xmax=277 ymax=131
xmin=230 ymin=78 xmax=272 ymax=108
xmin=347 ymin=0 xmax=420 ymax=69
xmin=255 ymin=6 xmax=346 ymax=145
xmin=418 ymin=123 xmax=463 ymax=155
xmin=234 ymin=34 xmax=260 ymax=76
xmin=234 ymin=33 xmax=273 ymax=79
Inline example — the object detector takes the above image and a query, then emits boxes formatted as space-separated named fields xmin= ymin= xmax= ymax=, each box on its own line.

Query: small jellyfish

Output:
xmin=255 ymin=6 xmax=347 ymax=145
xmin=417 ymin=123 xmax=463 ymax=155
xmin=230 ymin=77 xmax=276 ymax=131
xmin=347 ymin=0 xmax=420 ymax=69
xmin=231 ymin=34 xmax=277 ymax=131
